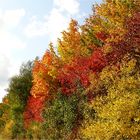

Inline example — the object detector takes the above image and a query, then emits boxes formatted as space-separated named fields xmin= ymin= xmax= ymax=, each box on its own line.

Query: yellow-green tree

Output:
xmin=79 ymin=57 xmax=140 ymax=140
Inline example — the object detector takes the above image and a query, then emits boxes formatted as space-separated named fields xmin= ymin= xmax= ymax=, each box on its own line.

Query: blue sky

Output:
xmin=0 ymin=0 xmax=102 ymax=101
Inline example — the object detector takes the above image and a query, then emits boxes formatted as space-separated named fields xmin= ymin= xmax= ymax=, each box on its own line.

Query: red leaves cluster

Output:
xmin=58 ymin=34 xmax=139 ymax=94
xmin=126 ymin=12 xmax=140 ymax=49
xmin=89 ymin=49 xmax=107 ymax=71
xmin=23 ymin=96 xmax=45 ymax=127
xmin=57 ymin=57 xmax=90 ymax=94
xmin=95 ymin=32 xmax=108 ymax=42
xmin=57 ymin=49 xmax=107 ymax=94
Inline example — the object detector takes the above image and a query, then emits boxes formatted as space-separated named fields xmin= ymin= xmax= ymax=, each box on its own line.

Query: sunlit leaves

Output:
xmin=1 ymin=0 xmax=140 ymax=139
xmin=58 ymin=19 xmax=91 ymax=62
xmin=79 ymin=59 xmax=140 ymax=140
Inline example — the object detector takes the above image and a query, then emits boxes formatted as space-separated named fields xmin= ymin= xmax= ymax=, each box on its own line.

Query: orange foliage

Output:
xmin=31 ymin=60 xmax=49 ymax=98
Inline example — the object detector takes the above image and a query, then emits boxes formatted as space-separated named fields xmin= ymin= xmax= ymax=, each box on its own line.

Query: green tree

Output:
xmin=1 ymin=61 xmax=33 ymax=139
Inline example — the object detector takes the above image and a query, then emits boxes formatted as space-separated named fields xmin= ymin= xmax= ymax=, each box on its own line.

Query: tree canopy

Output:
xmin=0 ymin=0 xmax=140 ymax=139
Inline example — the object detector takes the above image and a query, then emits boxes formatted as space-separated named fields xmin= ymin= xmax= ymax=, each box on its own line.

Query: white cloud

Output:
xmin=0 ymin=54 xmax=10 ymax=86
xmin=24 ymin=16 xmax=47 ymax=37
xmin=24 ymin=0 xmax=80 ymax=43
xmin=54 ymin=0 xmax=80 ymax=15
xmin=0 ymin=53 xmax=21 ymax=102
xmin=24 ymin=9 xmax=69 ymax=42
xmin=0 ymin=85 xmax=8 ymax=102
xmin=44 ymin=8 xmax=70 ymax=43
xmin=24 ymin=8 xmax=69 ymax=43
xmin=0 ymin=8 xmax=25 ymax=29
xmin=0 ymin=9 xmax=26 ymax=101
xmin=0 ymin=9 xmax=26 ymax=59
xmin=0 ymin=54 xmax=10 ymax=102
xmin=0 ymin=31 xmax=26 ymax=55
xmin=0 ymin=8 xmax=26 ymax=57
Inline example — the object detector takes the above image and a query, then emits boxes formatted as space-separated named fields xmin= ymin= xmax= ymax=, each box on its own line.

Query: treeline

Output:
xmin=0 ymin=0 xmax=140 ymax=139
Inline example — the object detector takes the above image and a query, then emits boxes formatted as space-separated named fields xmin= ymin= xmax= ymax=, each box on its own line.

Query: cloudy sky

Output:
xmin=0 ymin=0 xmax=102 ymax=102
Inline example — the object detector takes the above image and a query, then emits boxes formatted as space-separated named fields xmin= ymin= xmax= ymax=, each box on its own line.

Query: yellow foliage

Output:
xmin=58 ymin=19 xmax=89 ymax=63
xmin=79 ymin=57 xmax=140 ymax=139
xmin=1 ymin=120 xmax=14 ymax=138
xmin=31 ymin=44 xmax=61 ymax=98
xmin=94 ymin=0 xmax=140 ymax=43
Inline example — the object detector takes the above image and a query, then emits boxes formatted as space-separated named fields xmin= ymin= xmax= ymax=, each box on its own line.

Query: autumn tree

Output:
xmin=1 ymin=0 xmax=140 ymax=139
xmin=0 ymin=61 xmax=33 ymax=139
xmin=79 ymin=57 xmax=140 ymax=139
